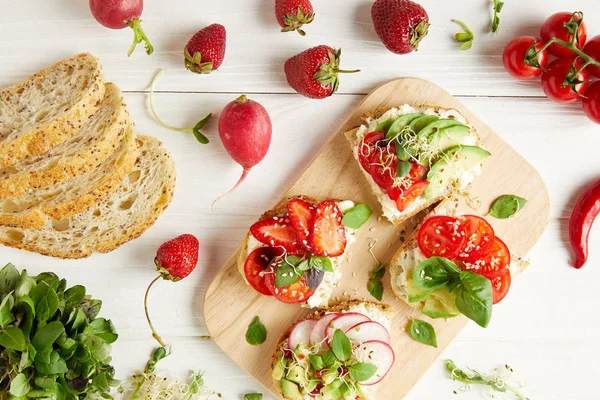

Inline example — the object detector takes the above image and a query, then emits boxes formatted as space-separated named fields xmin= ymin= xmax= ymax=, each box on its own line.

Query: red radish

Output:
xmin=345 ymin=321 xmax=391 ymax=345
xmin=288 ymin=319 xmax=317 ymax=350
xmin=353 ymin=340 xmax=395 ymax=386
xmin=309 ymin=313 xmax=339 ymax=346
xmin=325 ymin=313 xmax=370 ymax=343
xmin=214 ymin=95 xmax=272 ymax=204
xmin=89 ymin=0 xmax=153 ymax=56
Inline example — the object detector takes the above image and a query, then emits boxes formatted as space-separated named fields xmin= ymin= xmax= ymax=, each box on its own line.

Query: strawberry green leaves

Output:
xmin=489 ymin=195 xmax=527 ymax=219
xmin=246 ymin=316 xmax=267 ymax=346
xmin=452 ymin=19 xmax=474 ymax=50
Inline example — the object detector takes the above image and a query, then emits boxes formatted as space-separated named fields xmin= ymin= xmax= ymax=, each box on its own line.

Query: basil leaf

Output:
xmin=15 ymin=270 xmax=35 ymax=298
xmin=489 ymin=194 xmax=527 ymax=219
xmin=305 ymin=268 xmax=325 ymax=292
xmin=297 ymin=259 xmax=311 ymax=272
xmin=413 ymin=257 xmax=461 ymax=291
xmin=32 ymin=321 xmax=65 ymax=351
xmin=0 ymin=293 xmax=15 ymax=328
xmin=309 ymin=257 xmax=334 ymax=273
xmin=396 ymin=160 xmax=412 ymax=178
xmin=322 ymin=349 xmax=338 ymax=367
xmin=410 ymin=319 xmax=438 ymax=348
xmin=246 ymin=316 xmax=267 ymax=346
xmin=331 ymin=329 xmax=352 ymax=361
xmin=341 ymin=203 xmax=373 ymax=229
xmin=30 ymin=282 xmax=59 ymax=322
xmin=78 ymin=297 xmax=102 ymax=320
xmin=36 ymin=272 xmax=59 ymax=291
xmin=371 ymin=264 xmax=386 ymax=281
xmin=192 ymin=113 xmax=211 ymax=144
xmin=348 ymin=362 xmax=378 ymax=382
xmin=64 ymin=285 xmax=86 ymax=311
xmin=85 ymin=318 xmax=118 ymax=344
xmin=367 ymin=280 xmax=384 ymax=301
xmin=0 ymin=263 xmax=19 ymax=295
xmin=275 ymin=260 xmax=303 ymax=288
xmin=9 ymin=372 xmax=30 ymax=396
xmin=244 ymin=394 xmax=263 ymax=400
xmin=455 ymin=272 xmax=493 ymax=328
xmin=309 ymin=354 xmax=324 ymax=370
xmin=0 ymin=326 xmax=26 ymax=351
xmin=36 ymin=350 xmax=68 ymax=375
xmin=375 ymin=119 xmax=393 ymax=133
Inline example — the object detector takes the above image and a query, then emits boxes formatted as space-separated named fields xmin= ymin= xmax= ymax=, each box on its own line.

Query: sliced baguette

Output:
xmin=0 ymin=136 xmax=176 ymax=258
xmin=0 ymin=82 xmax=129 ymax=199
xmin=0 ymin=122 xmax=138 ymax=228
xmin=0 ymin=53 xmax=105 ymax=168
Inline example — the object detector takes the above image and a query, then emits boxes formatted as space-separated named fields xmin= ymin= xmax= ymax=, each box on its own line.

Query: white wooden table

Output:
xmin=1 ymin=1 xmax=600 ymax=398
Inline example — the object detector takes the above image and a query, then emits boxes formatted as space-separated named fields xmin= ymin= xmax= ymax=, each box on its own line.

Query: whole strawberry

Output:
xmin=284 ymin=45 xmax=359 ymax=99
xmin=184 ymin=24 xmax=227 ymax=74
xmin=275 ymin=0 xmax=315 ymax=36
xmin=372 ymin=0 xmax=429 ymax=55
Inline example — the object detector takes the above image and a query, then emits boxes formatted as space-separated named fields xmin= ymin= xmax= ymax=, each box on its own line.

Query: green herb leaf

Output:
xmin=0 ymin=326 xmax=26 ymax=351
xmin=331 ymin=329 xmax=352 ymax=361
xmin=15 ymin=270 xmax=35 ymax=298
xmin=32 ymin=321 xmax=65 ymax=351
xmin=9 ymin=372 xmax=30 ymax=396
xmin=413 ymin=257 xmax=461 ymax=291
xmin=246 ymin=316 xmax=267 ymax=346
xmin=309 ymin=354 xmax=325 ymax=370
xmin=370 ymin=264 xmax=386 ymax=281
xmin=367 ymin=280 xmax=384 ymax=301
xmin=30 ymin=282 xmax=59 ymax=322
xmin=348 ymin=362 xmax=378 ymax=382
xmin=0 ymin=263 xmax=19 ymax=295
xmin=396 ymin=161 xmax=412 ymax=178
xmin=192 ymin=113 xmax=211 ymax=144
xmin=0 ymin=293 xmax=15 ymax=328
xmin=309 ymin=257 xmax=334 ymax=273
xmin=452 ymin=19 xmax=474 ymax=51
xmin=492 ymin=0 xmax=504 ymax=32
xmin=64 ymin=285 xmax=85 ymax=311
xmin=275 ymin=258 xmax=304 ymax=287
xmin=342 ymin=203 xmax=373 ymax=229
xmin=244 ymin=394 xmax=263 ymax=400
xmin=455 ymin=272 xmax=493 ymax=328
xmin=375 ymin=119 xmax=393 ymax=133
xmin=489 ymin=194 xmax=527 ymax=219
xmin=86 ymin=318 xmax=118 ymax=344
xmin=410 ymin=319 xmax=438 ymax=347
xmin=145 ymin=346 xmax=170 ymax=374
xmin=322 ymin=349 xmax=338 ymax=367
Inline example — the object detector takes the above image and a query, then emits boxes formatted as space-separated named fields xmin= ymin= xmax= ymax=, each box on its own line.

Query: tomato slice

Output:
xmin=417 ymin=216 xmax=467 ymax=259
xmin=490 ymin=270 xmax=511 ymax=304
xmin=461 ymin=237 xmax=511 ymax=279
xmin=358 ymin=131 xmax=385 ymax=172
xmin=409 ymin=162 xmax=428 ymax=181
xmin=396 ymin=180 xmax=429 ymax=212
xmin=243 ymin=247 xmax=284 ymax=296
xmin=264 ymin=262 xmax=314 ymax=304
xmin=456 ymin=215 xmax=495 ymax=263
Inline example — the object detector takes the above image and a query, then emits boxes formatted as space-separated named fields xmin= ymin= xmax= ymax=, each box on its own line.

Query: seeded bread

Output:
xmin=0 ymin=53 xmax=105 ymax=168
xmin=0 ymin=136 xmax=175 ymax=258
xmin=0 ymin=83 xmax=129 ymax=200
xmin=0 ymin=123 xmax=138 ymax=229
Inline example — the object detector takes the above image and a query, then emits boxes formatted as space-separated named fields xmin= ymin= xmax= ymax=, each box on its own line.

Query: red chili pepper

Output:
xmin=569 ymin=178 xmax=600 ymax=268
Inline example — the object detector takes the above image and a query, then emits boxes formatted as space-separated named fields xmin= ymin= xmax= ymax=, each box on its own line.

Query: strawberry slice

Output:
xmin=310 ymin=200 xmax=347 ymax=257
xmin=288 ymin=198 xmax=316 ymax=252
xmin=250 ymin=217 xmax=301 ymax=253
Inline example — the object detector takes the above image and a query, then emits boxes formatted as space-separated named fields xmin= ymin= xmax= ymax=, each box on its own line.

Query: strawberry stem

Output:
xmin=144 ymin=275 xmax=167 ymax=347
xmin=127 ymin=19 xmax=154 ymax=57
xmin=212 ymin=167 xmax=251 ymax=209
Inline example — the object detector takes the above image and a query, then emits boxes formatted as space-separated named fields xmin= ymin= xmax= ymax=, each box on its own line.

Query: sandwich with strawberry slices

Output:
xmin=390 ymin=200 xmax=528 ymax=328
xmin=271 ymin=300 xmax=395 ymax=400
xmin=238 ymin=196 xmax=369 ymax=308
xmin=346 ymin=104 xmax=490 ymax=225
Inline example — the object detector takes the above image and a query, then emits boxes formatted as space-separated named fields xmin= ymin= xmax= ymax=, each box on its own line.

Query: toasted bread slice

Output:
xmin=0 ymin=136 xmax=175 ymax=258
xmin=0 ymin=83 xmax=129 ymax=200
xmin=0 ymin=53 xmax=105 ymax=168
xmin=0 ymin=123 xmax=138 ymax=228
xmin=345 ymin=104 xmax=482 ymax=226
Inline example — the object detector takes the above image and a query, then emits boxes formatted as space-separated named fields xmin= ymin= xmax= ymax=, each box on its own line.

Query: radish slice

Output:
xmin=309 ymin=313 xmax=340 ymax=346
xmin=353 ymin=340 xmax=395 ymax=386
xmin=325 ymin=313 xmax=371 ymax=343
xmin=288 ymin=319 xmax=317 ymax=351
xmin=345 ymin=321 xmax=391 ymax=346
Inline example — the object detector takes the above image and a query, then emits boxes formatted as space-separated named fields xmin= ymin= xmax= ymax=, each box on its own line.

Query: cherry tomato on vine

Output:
xmin=540 ymin=12 xmax=587 ymax=57
xmin=502 ymin=36 xmax=548 ymax=79
xmin=541 ymin=58 xmax=588 ymax=103
xmin=583 ymin=35 xmax=600 ymax=78
xmin=582 ymin=81 xmax=600 ymax=124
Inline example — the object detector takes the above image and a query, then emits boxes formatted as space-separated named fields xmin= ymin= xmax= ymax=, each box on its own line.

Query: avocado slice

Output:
xmin=271 ymin=357 xmax=287 ymax=381
xmin=407 ymin=278 xmax=433 ymax=303
xmin=322 ymin=368 xmax=339 ymax=385
xmin=281 ymin=378 xmax=303 ymax=400
xmin=386 ymin=113 xmax=423 ymax=140
xmin=422 ymin=288 xmax=460 ymax=319
xmin=375 ymin=118 xmax=393 ymax=133
xmin=321 ymin=386 xmax=341 ymax=400
xmin=424 ymin=145 xmax=490 ymax=199
xmin=419 ymin=124 xmax=472 ymax=166
xmin=287 ymin=364 xmax=310 ymax=387
xmin=416 ymin=118 xmax=465 ymax=140
xmin=305 ymin=380 xmax=318 ymax=393
xmin=408 ymin=115 xmax=439 ymax=134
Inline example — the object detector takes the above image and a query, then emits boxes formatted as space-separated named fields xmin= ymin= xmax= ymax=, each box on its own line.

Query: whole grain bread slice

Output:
xmin=0 ymin=53 xmax=105 ymax=168
xmin=0 ymin=82 xmax=129 ymax=199
xmin=0 ymin=136 xmax=175 ymax=258
xmin=0 ymin=122 xmax=138 ymax=228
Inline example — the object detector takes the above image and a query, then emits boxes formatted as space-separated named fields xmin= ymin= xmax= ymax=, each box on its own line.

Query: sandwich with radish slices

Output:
xmin=238 ymin=196 xmax=371 ymax=308
xmin=390 ymin=200 xmax=528 ymax=328
xmin=271 ymin=300 xmax=395 ymax=400
xmin=346 ymin=104 xmax=490 ymax=225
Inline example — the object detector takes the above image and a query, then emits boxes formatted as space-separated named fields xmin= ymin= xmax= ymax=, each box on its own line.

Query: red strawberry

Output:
xmin=154 ymin=234 xmax=200 ymax=281
xmin=275 ymin=0 xmax=315 ymax=36
xmin=250 ymin=217 xmax=301 ymax=253
xmin=287 ymin=198 xmax=316 ymax=251
xmin=284 ymin=45 xmax=359 ymax=99
xmin=184 ymin=23 xmax=227 ymax=74
xmin=310 ymin=200 xmax=347 ymax=257
xmin=371 ymin=0 xmax=429 ymax=55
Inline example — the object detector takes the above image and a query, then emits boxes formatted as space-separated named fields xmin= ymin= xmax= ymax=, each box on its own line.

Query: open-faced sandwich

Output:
xmin=271 ymin=300 xmax=394 ymax=400
xmin=390 ymin=201 xmax=528 ymax=328
xmin=346 ymin=104 xmax=490 ymax=225
xmin=238 ymin=196 xmax=371 ymax=308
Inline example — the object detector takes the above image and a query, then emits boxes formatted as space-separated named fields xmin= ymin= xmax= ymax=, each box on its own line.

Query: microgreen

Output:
xmin=492 ymin=0 xmax=504 ymax=33
xmin=446 ymin=360 xmax=530 ymax=399
xmin=244 ymin=394 xmax=263 ymax=400
xmin=452 ymin=19 xmax=474 ymax=50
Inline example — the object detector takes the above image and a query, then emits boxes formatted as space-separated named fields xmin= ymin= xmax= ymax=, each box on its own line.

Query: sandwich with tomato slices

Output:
xmin=346 ymin=104 xmax=490 ymax=225
xmin=271 ymin=300 xmax=395 ymax=400
xmin=238 ymin=196 xmax=369 ymax=308
xmin=390 ymin=200 xmax=528 ymax=328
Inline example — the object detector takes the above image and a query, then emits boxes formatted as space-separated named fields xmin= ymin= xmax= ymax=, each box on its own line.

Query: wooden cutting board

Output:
xmin=203 ymin=78 xmax=550 ymax=399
